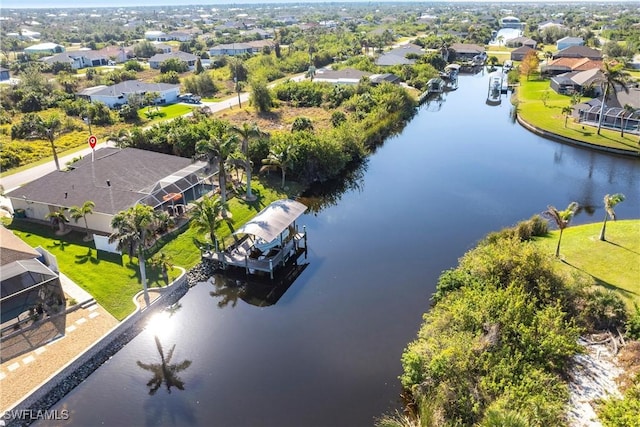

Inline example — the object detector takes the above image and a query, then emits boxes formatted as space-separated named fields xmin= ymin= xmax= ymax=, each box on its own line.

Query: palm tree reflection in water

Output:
xmin=137 ymin=305 xmax=192 ymax=395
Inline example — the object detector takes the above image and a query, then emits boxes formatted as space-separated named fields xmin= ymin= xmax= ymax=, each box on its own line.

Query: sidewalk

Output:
xmin=59 ymin=272 xmax=93 ymax=305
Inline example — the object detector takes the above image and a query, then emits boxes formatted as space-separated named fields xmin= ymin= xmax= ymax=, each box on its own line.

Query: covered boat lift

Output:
xmin=203 ymin=199 xmax=308 ymax=279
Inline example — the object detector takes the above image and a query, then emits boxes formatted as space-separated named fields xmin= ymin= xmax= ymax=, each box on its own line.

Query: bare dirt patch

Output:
xmin=216 ymin=105 xmax=334 ymax=132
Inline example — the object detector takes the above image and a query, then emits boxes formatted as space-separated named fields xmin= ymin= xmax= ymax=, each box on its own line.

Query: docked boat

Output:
xmin=426 ymin=78 xmax=445 ymax=94
xmin=486 ymin=72 xmax=503 ymax=105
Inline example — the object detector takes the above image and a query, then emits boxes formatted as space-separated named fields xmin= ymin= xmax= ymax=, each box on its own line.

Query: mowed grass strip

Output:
xmin=8 ymin=221 xmax=179 ymax=320
xmin=517 ymin=79 xmax=639 ymax=152
xmin=533 ymin=219 xmax=640 ymax=310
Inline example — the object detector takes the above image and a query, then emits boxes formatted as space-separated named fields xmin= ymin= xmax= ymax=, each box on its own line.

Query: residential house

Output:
xmin=537 ymin=21 xmax=565 ymax=31
xmin=98 ymin=45 xmax=134 ymax=63
xmin=370 ymin=73 xmax=401 ymax=85
xmin=7 ymin=147 xmax=215 ymax=235
xmin=500 ymin=16 xmax=525 ymax=30
xmin=553 ymin=45 xmax=602 ymax=61
xmin=168 ymin=31 xmax=193 ymax=42
xmin=0 ymin=67 xmax=10 ymax=81
xmin=148 ymin=51 xmax=197 ymax=70
xmin=550 ymin=68 xmax=603 ymax=95
xmin=542 ymin=57 xmax=602 ymax=76
xmin=313 ymin=68 xmax=372 ymax=85
xmin=505 ymin=36 xmax=537 ymax=49
xmin=145 ymin=30 xmax=169 ymax=42
xmin=375 ymin=43 xmax=424 ymax=66
xmin=6 ymin=29 xmax=41 ymax=40
xmin=556 ymin=36 xmax=584 ymax=51
xmin=0 ymin=226 xmax=63 ymax=333
xmin=152 ymin=43 xmax=173 ymax=54
xmin=41 ymin=50 xmax=108 ymax=69
xmin=77 ymin=80 xmax=180 ymax=108
xmin=24 ymin=42 xmax=64 ymax=55
xmin=246 ymin=39 xmax=275 ymax=54
xmin=511 ymin=45 xmax=535 ymax=61
xmin=450 ymin=43 xmax=485 ymax=61
xmin=209 ymin=43 xmax=253 ymax=56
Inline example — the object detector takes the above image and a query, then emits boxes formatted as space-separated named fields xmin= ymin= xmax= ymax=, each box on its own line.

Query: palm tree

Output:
xmin=189 ymin=195 xmax=224 ymax=249
xmin=620 ymin=104 xmax=635 ymax=137
xmin=562 ymin=105 xmax=573 ymax=127
xmin=45 ymin=207 xmax=69 ymax=234
xmin=544 ymin=202 xmax=579 ymax=258
xmin=599 ymin=193 xmax=625 ymax=241
xmin=69 ymin=200 xmax=95 ymax=241
xmin=260 ymin=142 xmax=296 ymax=189
xmin=13 ymin=114 xmax=69 ymax=171
xmin=229 ymin=123 xmax=267 ymax=201
xmin=596 ymin=61 xmax=630 ymax=135
xmin=109 ymin=204 xmax=159 ymax=305
xmin=137 ymin=336 xmax=192 ymax=395
xmin=196 ymin=133 xmax=238 ymax=217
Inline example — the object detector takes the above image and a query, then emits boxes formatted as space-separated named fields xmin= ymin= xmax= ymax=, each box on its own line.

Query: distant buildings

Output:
xmin=148 ymin=51 xmax=197 ymax=70
xmin=24 ymin=42 xmax=64 ymax=55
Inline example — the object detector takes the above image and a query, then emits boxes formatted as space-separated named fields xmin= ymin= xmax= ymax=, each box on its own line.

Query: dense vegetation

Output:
xmin=388 ymin=217 xmax=630 ymax=426
xmin=117 ymin=79 xmax=415 ymax=187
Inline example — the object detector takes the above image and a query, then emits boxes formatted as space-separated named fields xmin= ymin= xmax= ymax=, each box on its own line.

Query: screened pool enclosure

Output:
xmin=138 ymin=161 xmax=216 ymax=216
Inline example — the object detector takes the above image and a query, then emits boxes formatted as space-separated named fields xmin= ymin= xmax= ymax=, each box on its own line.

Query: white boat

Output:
xmin=486 ymin=72 xmax=503 ymax=105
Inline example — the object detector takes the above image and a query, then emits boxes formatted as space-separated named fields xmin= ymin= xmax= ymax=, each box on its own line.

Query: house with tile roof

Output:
xmin=542 ymin=57 xmax=602 ymax=76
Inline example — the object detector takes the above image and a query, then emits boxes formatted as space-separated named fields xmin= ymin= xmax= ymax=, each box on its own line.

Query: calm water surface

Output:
xmin=48 ymin=72 xmax=639 ymax=427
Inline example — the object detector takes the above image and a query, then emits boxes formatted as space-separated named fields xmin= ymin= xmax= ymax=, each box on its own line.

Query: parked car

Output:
xmin=178 ymin=93 xmax=201 ymax=104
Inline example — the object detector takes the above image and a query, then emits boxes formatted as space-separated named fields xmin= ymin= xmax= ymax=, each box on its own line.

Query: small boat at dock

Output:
xmin=486 ymin=72 xmax=503 ymax=105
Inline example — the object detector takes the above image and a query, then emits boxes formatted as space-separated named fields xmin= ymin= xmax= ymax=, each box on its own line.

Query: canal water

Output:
xmin=47 ymin=72 xmax=639 ymax=427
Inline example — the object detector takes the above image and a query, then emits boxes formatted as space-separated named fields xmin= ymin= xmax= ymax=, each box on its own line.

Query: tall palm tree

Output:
xmin=69 ymin=200 xmax=95 ymax=241
xmin=599 ymin=193 xmax=625 ymax=241
xmin=137 ymin=336 xmax=192 ymax=395
xmin=544 ymin=202 xmax=579 ymax=258
xmin=189 ymin=195 xmax=224 ymax=248
xmin=196 ymin=133 xmax=238 ymax=217
xmin=260 ymin=142 xmax=296 ymax=189
xmin=13 ymin=114 xmax=69 ymax=171
xmin=596 ymin=61 xmax=630 ymax=135
xmin=109 ymin=204 xmax=158 ymax=305
xmin=230 ymin=123 xmax=267 ymax=201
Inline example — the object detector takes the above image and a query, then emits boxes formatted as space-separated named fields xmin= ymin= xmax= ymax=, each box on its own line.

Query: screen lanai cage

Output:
xmin=138 ymin=161 xmax=216 ymax=216
xmin=579 ymin=104 xmax=640 ymax=134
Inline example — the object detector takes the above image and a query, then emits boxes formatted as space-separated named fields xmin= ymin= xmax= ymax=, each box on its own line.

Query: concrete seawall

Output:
xmin=517 ymin=115 xmax=640 ymax=159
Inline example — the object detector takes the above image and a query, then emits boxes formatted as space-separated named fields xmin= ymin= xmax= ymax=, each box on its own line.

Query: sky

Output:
xmin=0 ymin=0 xmax=621 ymax=10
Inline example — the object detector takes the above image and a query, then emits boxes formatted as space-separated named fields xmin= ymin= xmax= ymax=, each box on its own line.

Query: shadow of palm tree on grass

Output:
xmin=562 ymin=259 xmax=639 ymax=299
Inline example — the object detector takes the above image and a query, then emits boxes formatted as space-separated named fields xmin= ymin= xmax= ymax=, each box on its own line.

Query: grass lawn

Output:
xmin=138 ymin=104 xmax=194 ymax=125
xmin=517 ymin=79 xmax=640 ymax=153
xmin=7 ymin=221 xmax=180 ymax=321
xmin=532 ymin=219 xmax=640 ymax=311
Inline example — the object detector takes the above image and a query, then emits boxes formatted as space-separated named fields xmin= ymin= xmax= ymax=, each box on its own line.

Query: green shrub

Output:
xmin=626 ymin=304 xmax=640 ymax=339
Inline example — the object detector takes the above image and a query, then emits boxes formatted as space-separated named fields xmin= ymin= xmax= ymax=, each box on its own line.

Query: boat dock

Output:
xmin=202 ymin=199 xmax=308 ymax=279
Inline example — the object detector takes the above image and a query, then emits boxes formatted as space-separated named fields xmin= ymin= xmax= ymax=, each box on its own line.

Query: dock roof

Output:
xmin=234 ymin=199 xmax=307 ymax=242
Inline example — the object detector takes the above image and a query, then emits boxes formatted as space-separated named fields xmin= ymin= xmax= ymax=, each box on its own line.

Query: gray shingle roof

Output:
xmin=149 ymin=51 xmax=197 ymax=63
xmin=7 ymin=148 xmax=196 ymax=215
xmin=78 ymin=80 xmax=179 ymax=97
